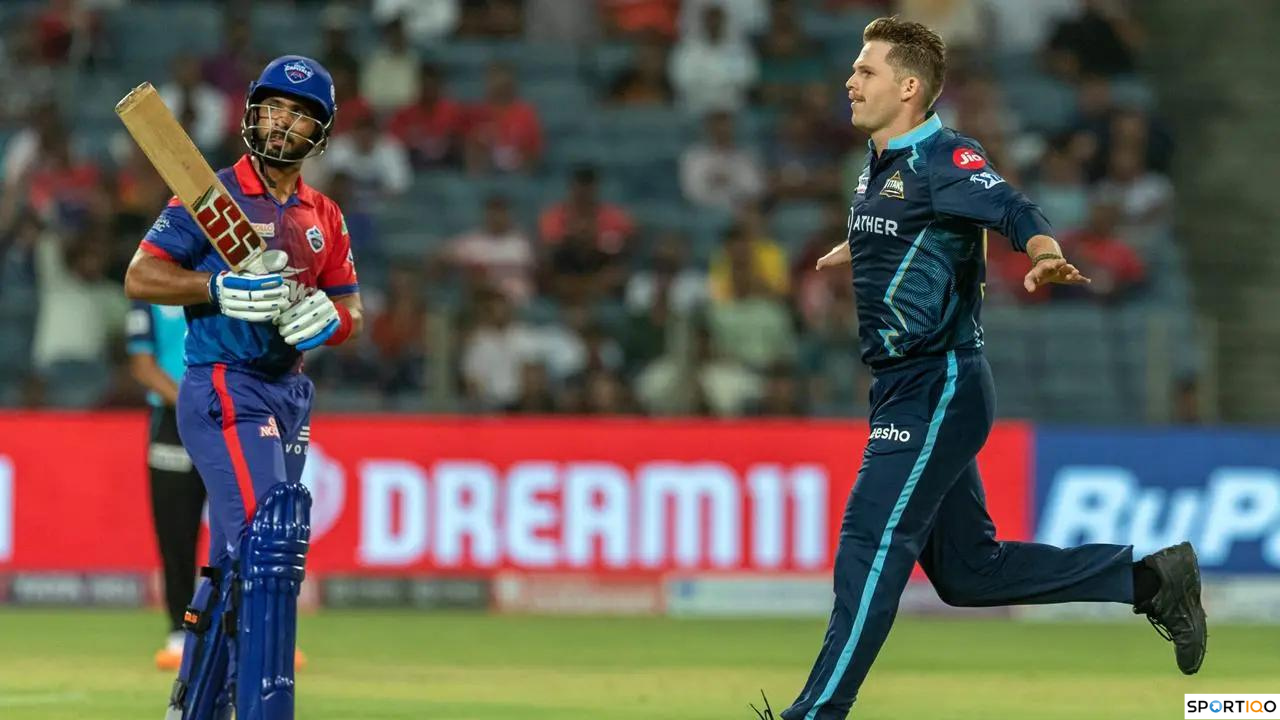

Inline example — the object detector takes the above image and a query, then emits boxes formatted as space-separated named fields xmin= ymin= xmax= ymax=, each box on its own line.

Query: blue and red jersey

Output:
xmin=139 ymin=155 xmax=359 ymax=377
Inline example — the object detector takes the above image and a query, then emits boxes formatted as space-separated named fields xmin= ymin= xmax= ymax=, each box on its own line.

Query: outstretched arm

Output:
xmin=815 ymin=241 xmax=852 ymax=271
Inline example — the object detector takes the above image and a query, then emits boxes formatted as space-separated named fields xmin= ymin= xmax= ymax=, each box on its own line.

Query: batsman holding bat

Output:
xmin=124 ymin=55 xmax=361 ymax=720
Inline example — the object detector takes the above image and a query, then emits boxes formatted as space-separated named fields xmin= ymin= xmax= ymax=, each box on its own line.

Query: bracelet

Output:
xmin=1031 ymin=253 xmax=1063 ymax=266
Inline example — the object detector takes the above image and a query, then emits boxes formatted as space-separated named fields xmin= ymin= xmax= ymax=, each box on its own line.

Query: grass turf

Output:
xmin=0 ymin=610 xmax=1276 ymax=719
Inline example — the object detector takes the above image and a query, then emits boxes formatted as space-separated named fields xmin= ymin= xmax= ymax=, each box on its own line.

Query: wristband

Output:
xmin=207 ymin=272 xmax=221 ymax=308
xmin=1032 ymin=253 xmax=1063 ymax=266
xmin=325 ymin=302 xmax=353 ymax=346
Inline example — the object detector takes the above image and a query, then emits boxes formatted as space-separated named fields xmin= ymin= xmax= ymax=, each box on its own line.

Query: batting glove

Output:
xmin=208 ymin=270 xmax=289 ymax=322
xmin=275 ymin=290 xmax=341 ymax=350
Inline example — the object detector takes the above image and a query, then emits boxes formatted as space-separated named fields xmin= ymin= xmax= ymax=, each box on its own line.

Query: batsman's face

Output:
xmin=257 ymin=96 xmax=319 ymax=154
xmin=846 ymin=41 xmax=901 ymax=133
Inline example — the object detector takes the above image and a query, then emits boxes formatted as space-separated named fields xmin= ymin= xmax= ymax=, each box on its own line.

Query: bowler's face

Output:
xmin=846 ymin=41 xmax=899 ymax=133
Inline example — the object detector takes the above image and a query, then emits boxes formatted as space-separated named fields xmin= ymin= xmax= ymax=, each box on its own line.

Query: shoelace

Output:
xmin=750 ymin=690 xmax=776 ymax=720
xmin=1147 ymin=614 xmax=1174 ymax=641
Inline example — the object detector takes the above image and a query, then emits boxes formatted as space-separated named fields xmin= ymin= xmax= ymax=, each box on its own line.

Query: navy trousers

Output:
xmin=782 ymin=350 xmax=1134 ymax=720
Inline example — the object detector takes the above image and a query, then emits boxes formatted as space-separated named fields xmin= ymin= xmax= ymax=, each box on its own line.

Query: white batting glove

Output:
xmin=208 ymin=270 xmax=289 ymax=322
xmin=275 ymin=290 xmax=341 ymax=350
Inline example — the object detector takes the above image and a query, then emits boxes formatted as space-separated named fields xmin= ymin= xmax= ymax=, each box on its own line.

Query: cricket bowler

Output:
xmin=124 ymin=55 xmax=361 ymax=720
xmin=765 ymin=18 xmax=1206 ymax=720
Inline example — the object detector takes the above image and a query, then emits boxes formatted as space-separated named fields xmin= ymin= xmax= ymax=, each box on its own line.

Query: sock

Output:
xmin=1132 ymin=560 xmax=1160 ymax=608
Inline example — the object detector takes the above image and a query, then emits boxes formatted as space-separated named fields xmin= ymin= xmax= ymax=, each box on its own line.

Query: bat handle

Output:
xmin=246 ymin=249 xmax=288 ymax=275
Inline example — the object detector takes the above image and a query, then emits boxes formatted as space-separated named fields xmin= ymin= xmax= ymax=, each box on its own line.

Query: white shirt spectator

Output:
xmin=678 ymin=0 xmax=769 ymax=42
xmin=32 ymin=233 xmax=127 ymax=371
xmin=449 ymin=228 xmax=536 ymax=303
xmin=983 ymin=0 xmax=1080 ymax=53
xmin=158 ymin=82 xmax=229 ymax=154
xmin=361 ymin=47 xmax=420 ymax=115
xmin=669 ymin=36 xmax=758 ymax=115
xmin=372 ymin=0 xmax=460 ymax=44
xmin=1095 ymin=173 xmax=1173 ymax=227
xmin=461 ymin=323 xmax=543 ymax=408
xmin=680 ymin=142 xmax=765 ymax=210
xmin=310 ymin=132 xmax=412 ymax=198
xmin=625 ymin=270 xmax=709 ymax=314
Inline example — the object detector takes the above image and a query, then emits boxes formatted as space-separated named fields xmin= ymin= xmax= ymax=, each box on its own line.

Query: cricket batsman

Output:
xmin=123 ymin=55 xmax=361 ymax=720
xmin=769 ymin=18 xmax=1206 ymax=720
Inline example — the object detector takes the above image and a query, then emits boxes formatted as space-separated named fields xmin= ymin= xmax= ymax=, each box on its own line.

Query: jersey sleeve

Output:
xmin=125 ymin=301 xmax=156 ymax=356
xmin=929 ymin=142 xmax=1053 ymax=252
xmin=318 ymin=208 xmax=359 ymax=296
xmin=138 ymin=197 xmax=206 ymax=266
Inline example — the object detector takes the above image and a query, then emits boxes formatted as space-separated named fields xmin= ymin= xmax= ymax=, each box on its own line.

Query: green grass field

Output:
xmin=1 ymin=610 xmax=1276 ymax=719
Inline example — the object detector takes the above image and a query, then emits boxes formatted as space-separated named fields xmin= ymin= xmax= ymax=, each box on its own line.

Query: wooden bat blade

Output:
xmin=115 ymin=82 xmax=265 ymax=272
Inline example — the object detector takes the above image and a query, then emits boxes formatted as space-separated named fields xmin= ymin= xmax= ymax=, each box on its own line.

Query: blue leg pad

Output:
xmin=236 ymin=482 xmax=311 ymax=720
xmin=164 ymin=557 xmax=235 ymax=720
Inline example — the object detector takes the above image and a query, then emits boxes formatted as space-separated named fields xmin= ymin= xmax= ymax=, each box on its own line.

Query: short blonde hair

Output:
xmin=863 ymin=16 xmax=947 ymax=108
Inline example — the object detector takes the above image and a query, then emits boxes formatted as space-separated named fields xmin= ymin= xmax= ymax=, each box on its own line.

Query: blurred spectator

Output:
xmin=750 ymin=364 xmax=805 ymax=416
xmin=459 ymin=0 xmax=524 ymax=39
xmin=608 ymin=38 xmax=674 ymax=107
xmin=898 ymin=0 xmax=985 ymax=52
xmin=329 ymin=65 xmax=375 ymax=138
xmin=581 ymin=368 xmax=637 ymax=415
xmin=707 ymin=239 xmax=797 ymax=370
xmin=1029 ymin=144 xmax=1089 ymax=235
xmin=669 ymin=4 xmax=758 ymax=115
xmin=1172 ymin=376 xmax=1202 ymax=425
xmin=387 ymin=63 xmax=467 ymax=169
xmin=0 ymin=22 xmax=56 ymax=125
xmin=1046 ymin=0 xmax=1142 ymax=81
xmin=602 ymin=0 xmax=679 ymax=40
xmin=464 ymin=63 xmax=544 ymax=174
xmin=369 ymin=267 xmax=427 ymax=395
xmin=446 ymin=195 xmax=536 ymax=303
xmin=0 ymin=103 xmax=66 ymax=231
xmin=623 ymin=271 xmax=676 ymax=377
xmin=310 ymin=114 xmax=411 ymax=202
xmin=23 ymin=124 xmax=105 ymax=229
xmin=459 ymin=290 xmax=541 ymax=409
xmin=545 ymin=221 xmax=626 ymax=304
xmin=320 ymin=171 xmax=380 ymax=267
xmin=525 ymin=0 xmax=600 ymax=44
xmin=1094 ymin=145 xmax=1172 ymax=229
xmin=678 ymin=0 xmax=769 ymax=43
xmin=202 ymin=11 xmax=256 ymax=97
xmin=539 ymin=166 xmax=635 ymax=255
xmin=510 ymin=361 xmax=558 ymax=414
xmin=984 ymin=0 xmax=1078 ymax=53
xmin=769 ymin=108 xmax=840 ymax=199
xmin=758 ymin=14 xmax=824 ymax=107
xmin=636 ymin=318 xmax=760 ymax=416
xmin=1063 ymin=199 xmax=1146 ymax=303
xmin=159 ymin=55 xmax=230 ymax=155
xmin=361 ymin=17 xmax=421 ymax=115
xmin=33 ymin=0 xmax=106 ymax=67
xmin=111 ymin=143 xmax=172 ymax=240
xmin=372 ymin=0 xmax=460 ymax=44
xmin=679 ymin=110 xmax=765 ymax=210
xmin=319 ymin=5 xmax=362 ymax=79
xmin=32 ymin=224 xmax=127 ymax=374
xmin=800 ymin=81 xmax=861 ymax=156
xmin=710 ymin=205 xmax=788 ymax=302
xmin=306 ymin=338 xmax=380 ymax=394
xmin=625 ymin=232 xmax=708 ymax=314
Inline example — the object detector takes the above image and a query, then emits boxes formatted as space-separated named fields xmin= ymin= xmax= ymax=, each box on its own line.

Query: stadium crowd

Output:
xmin=0 ymin=0 xmax=1180 ymax=418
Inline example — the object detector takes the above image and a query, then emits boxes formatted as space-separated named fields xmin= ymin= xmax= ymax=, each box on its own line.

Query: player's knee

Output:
xmin=930 ymin=575 xmax=984 ymax=607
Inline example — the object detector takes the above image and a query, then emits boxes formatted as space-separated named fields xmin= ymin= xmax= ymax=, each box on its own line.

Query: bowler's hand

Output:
xmin=1024 ymin=256 xmax=1090 ymax=293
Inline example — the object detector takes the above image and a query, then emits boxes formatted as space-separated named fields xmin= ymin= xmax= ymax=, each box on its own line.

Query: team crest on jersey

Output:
xmin=880 ymin=170 xmax=905 ymax=199
xmin=306 ymin=225 xmax=325 ymax=252
xmin=250 ymin=222 xmax=275 ymax=238
xmin=284 ymin=60 xmax=314 ymax=84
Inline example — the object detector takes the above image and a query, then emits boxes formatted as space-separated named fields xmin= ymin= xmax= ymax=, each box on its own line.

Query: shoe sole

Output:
xmin=1175 ymin=543 xmax=1208 ymax=675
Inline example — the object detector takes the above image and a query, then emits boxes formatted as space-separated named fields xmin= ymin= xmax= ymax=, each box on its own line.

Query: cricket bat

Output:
xmin=115 ymin=82 xmax=273 ymax=274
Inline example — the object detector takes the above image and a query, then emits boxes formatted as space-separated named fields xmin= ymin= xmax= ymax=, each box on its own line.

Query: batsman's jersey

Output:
xmin=138 ymin=155 xmax=359 ymax=377
xmin=848 ymin=113 xmax=1052 ymax=369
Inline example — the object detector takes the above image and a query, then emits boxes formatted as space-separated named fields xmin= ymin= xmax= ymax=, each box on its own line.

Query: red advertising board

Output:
xmin=0 ymin=413 xmax=1031 ymax=575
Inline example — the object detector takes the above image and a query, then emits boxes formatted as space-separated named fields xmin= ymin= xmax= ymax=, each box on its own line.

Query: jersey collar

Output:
xmin=872 ymin=112 xmax=944 ymax=152
xmin=232 ymin=155 xmax=316 ymax=207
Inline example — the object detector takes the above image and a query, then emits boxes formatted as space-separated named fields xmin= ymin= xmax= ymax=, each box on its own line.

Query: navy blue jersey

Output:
xmin=848 ymin=113 xmax=1052 ymax=369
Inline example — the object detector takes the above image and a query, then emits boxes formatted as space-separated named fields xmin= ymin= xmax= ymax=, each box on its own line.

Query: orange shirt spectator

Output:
xmin=465 ymin=63 xmax=543 ymax=174
xmin=538 ymin=166 xmax=634 ymax=255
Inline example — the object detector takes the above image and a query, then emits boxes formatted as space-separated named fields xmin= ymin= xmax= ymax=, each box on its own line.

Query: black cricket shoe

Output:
xmin=749 ymin=690 xmax=776 ymax=719
xmin=1134 ymin=541 xmax=1207 ymax=674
